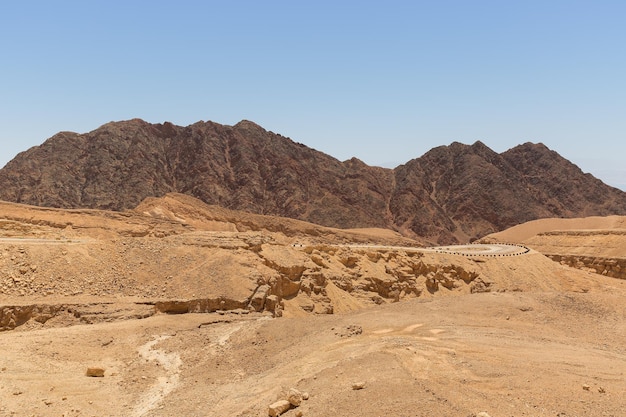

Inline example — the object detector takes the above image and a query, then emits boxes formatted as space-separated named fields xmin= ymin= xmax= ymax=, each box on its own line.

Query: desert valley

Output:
xmin=0 ymin=120 xmax=625 ymax=417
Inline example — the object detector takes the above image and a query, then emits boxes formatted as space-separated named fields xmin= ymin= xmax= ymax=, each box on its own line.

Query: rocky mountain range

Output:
xmin=1 ymin=118 xmax=625 ymax=244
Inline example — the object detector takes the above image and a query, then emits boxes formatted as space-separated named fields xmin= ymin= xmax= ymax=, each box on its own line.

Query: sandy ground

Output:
xmin=1 ymin=196 xmax=625 ymax=417
xmin=1 ymin=286 xmax=625 ymax=417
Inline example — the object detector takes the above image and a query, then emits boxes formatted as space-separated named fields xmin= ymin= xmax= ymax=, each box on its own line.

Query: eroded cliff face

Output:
xmin=2 ymin=120 xmax=626 ymax=244
xmin=546 ymin=255 xmax=626 ymax=280
xmin=0 ymin=232 xmax=486 ymax=330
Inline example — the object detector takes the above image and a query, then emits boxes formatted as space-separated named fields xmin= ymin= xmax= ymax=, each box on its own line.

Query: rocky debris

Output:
xmin=582 ymin=384 xmax=591 ymax=391
xmin=470 ymin=278 xmax=493 ymax=293
xmin=268 ymin=388 xmax=308 ymax=416
xmin=85 ymin=367 xmax=105 ymax=377
xmin=287 ymin=388 xmax=304 ymax=406
xmin=268 ymin=400 xmax=291 ymax=417
xmin=264 ymin=295 xmax=283 ymax=317
xmin=547 ymin=254 xmax=626 ymax=280
xmin=334 ymin=325 xmax=363 ymax=338
xmin=351 ymin=382 xmax=366 ymax=390
xmin=2 ymin=119 xmax=625 ymax=244
xmin=249 ymin=284 xmax=271 ymax=312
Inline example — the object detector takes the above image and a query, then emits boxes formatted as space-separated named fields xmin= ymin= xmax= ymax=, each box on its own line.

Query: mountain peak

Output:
xmin=99 ymin=118 xmax=150 ymax=129
xmin=234 ymin=120 xmax=266 ymax=131
xmin=470 ymin=140 xmax=489 ymax=149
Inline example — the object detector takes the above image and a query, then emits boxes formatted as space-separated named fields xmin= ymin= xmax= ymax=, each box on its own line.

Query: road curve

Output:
xmin=421 ymin=243 xmax=531 ymax=257
xmin=329 ymin=243 xmax=531 ymax=257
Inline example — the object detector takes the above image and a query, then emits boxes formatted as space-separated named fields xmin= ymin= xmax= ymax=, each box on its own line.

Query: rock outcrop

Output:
xmin=546 ymin=255 xmax=626 ymax=280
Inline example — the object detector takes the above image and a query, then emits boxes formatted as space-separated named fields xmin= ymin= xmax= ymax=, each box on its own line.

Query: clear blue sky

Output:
xmin=1 ymin=1 xmax=625 ymax=190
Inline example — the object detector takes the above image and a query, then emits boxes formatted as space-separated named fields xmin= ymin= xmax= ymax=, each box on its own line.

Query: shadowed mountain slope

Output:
xmin=1 ymin=119 xmax=625 ymax=243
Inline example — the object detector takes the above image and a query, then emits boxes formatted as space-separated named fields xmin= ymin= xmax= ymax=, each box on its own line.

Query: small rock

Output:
xmin=582 ymin=384 xmax=591 ymax=391
xmin=288 ymin=388 xmax=303 ymax=406
xmin=598 ymin=386 xmax=606 ymax=393
xmin=302 ymin=391 xmax=310 ymax=400
xmin=351 ymin=382 xmax=366 ymax=390
xmin=295 ymin=411 xmax=304 ymax=417
xmin=268 ymin=400 xmax=291 ymax=417
xmin=85 ymin=367 xmax=105 ymax=377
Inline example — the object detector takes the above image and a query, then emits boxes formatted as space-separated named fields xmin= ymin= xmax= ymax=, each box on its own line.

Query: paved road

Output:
xmin=421 ymin=243 xmax=530 ymax=256
xmin=338 ymin=243 xmax=531 ymax=257
xmin=1 ymin=237 xmax=530 ymax=257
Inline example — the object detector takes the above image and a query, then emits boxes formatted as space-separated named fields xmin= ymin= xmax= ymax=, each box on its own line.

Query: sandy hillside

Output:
xmin=482 ymin=215 xmax=626 ymax=257
xmin=1 ymin=195 xmax=625 ymax=417
xmin=481 ymin=216 xmax=626 ymax=281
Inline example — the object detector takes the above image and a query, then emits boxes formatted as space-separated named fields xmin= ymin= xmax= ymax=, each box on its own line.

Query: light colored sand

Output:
xmin=486 ymin=215 xmax=626 ymax=242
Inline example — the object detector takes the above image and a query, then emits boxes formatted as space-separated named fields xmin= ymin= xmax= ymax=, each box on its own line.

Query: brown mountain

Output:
xmin=1 ymin=118 xmax=625 ymax=243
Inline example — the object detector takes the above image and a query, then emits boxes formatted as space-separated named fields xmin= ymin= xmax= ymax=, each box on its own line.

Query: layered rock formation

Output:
xmin=546 ymin=254 xmax=626 ymax=280
xmin=1 ymin=119 xmax=625 ymax=243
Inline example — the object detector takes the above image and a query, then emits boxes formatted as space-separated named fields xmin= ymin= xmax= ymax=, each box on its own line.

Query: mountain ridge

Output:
xmin=1 ymin=118 xmax=625 ymax=244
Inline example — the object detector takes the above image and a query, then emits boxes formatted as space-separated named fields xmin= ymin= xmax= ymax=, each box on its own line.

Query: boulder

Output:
xmin=351 ymin=381 xmax=366 ymax=390
xmin=85 ymin=367 xmax=105 ymax=377
xmin=249 ymin=284 xmax=271 ymax=312
xmin=288 ymin=388 xmax=303 ymax=406
xmin=268 ymin=400 xmax=291 ymax=417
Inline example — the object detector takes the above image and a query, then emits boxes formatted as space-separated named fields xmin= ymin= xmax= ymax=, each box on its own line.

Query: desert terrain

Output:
xmin=1 ymin=194 xmax=625 ymax=416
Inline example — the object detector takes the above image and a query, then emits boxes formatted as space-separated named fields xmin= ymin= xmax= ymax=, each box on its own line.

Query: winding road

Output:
xmin=0 ymin=237 xmax=530 ymax=257
xmin=340 ymin=243 xmax=531 ymax=257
